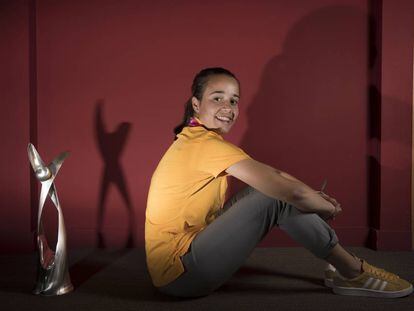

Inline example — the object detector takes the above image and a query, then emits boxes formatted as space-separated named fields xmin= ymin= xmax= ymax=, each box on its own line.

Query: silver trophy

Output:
xmin=28 ymin=143 xmax=74 ymax=296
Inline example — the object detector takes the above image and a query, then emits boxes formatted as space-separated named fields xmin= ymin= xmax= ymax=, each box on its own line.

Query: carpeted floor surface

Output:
xmin=1 ymin=247 xmax=413 ymax=311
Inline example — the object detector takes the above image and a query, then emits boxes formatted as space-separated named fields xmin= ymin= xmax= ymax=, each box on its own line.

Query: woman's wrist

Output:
xmin=293 ymin=187 xmax=337 ymax=215
xmin=330 ymin=204 xmax=337 ymax=217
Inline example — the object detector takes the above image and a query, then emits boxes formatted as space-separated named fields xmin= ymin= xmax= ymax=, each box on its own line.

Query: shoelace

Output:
xmin=365 ymin=264 xmax=399 ymax=281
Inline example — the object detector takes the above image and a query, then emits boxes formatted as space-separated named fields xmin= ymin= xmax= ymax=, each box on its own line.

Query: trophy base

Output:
xmin=33 ymin=283 xmax=74 ymax=296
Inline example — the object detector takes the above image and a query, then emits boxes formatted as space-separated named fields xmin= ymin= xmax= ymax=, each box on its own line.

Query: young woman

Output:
xmin=144 ymin=67 xmax=412 ymax=299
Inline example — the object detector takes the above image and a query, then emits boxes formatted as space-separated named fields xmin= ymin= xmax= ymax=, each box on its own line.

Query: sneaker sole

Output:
xmin=332 ymin=284 xmax=413 ymax=298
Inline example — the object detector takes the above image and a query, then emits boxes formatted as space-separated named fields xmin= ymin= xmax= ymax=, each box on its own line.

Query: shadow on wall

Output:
xmin=236 ymin=5 xmax=369 ymax=237
xmin=94 ymin=100 xmax=135 ymax=248
xmin=230 ymin=4 xmax=410 ymax=248
xmin=241 ymin=5 xmax=368 ymax=173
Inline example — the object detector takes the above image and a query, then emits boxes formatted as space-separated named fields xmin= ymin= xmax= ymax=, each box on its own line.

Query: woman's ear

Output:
xmin=191 ymin=96 xmax=200 ymax=114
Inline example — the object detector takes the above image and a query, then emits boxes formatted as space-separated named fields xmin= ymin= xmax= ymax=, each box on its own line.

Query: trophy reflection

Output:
xmin=27 ymin=143 xmax=73 ymax=296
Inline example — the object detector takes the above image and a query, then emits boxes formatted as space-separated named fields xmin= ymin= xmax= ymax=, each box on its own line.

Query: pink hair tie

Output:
xmin=188 ymin=116 xmax=202 ymax=127
xmin=187 ymin=116 xmax=220 ymax=135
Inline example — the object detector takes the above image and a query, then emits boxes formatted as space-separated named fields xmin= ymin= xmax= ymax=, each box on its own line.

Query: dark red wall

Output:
xmin=1 ymin=0 xmax=412 ymax=253
xmin=0 ymin=0 xmax=32 ymax=252
xmin=375 ymin=0 xmax=414 ymax=250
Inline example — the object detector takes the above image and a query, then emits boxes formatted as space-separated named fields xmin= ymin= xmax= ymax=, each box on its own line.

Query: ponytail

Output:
xmin=173 ymin=98 xmax=195 ymax=140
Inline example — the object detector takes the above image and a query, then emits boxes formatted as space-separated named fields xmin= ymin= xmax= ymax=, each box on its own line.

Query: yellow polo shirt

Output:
xmin=145 ymin=117 xmax=252 ymax=287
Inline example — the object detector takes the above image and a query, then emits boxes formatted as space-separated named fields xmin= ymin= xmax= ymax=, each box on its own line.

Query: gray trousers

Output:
xmin=157 ymin=185 xmax=339 ymax=298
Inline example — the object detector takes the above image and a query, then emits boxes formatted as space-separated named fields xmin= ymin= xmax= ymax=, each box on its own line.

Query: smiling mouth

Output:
xmin=215 ymin=116 xmax=233 ymax=123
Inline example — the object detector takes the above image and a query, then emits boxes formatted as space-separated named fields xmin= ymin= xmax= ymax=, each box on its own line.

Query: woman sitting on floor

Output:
xmin=144 ymin=67 xmax=413 ymax=299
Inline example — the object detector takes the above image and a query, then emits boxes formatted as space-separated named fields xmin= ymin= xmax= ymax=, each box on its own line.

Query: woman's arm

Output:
xmin=225 ymin=158 xmax=335 ymax=218
xmin=279 ymin=171 xmax=342 ymax=219
xmin=279 ymin=170 xmax=315 ymax=192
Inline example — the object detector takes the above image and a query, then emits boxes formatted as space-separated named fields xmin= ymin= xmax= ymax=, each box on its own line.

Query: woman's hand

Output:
xmin=317 ymin=191 xmax=342 ymax=221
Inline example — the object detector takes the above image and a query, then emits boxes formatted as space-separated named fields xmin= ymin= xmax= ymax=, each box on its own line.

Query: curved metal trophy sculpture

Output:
xmin=27 ymin=143 xmax=74 ymax=296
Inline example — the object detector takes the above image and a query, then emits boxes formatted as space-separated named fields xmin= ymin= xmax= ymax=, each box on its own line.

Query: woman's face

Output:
xmin=191 ymin=74 xmax=240 ymax=135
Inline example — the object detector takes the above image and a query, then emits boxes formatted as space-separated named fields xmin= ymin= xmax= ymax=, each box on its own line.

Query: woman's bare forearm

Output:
xmin=278 ymin=171 xmax=334 ymax=216
xmin=279 ymin=171 xmax=314 ymax=192
xmin=226 ymin=159 xmax=334 ymax=217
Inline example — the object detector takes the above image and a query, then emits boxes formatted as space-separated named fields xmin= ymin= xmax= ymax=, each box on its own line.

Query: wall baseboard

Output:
xmin=368 ymin=228 xmax=412 ymax=251
xmin=259 ymin=227 xmax=412 ymax=251
xmin=1 ymin=226 xmax=411 ymax=253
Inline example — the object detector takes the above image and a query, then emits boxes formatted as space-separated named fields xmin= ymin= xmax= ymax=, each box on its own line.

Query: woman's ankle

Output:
xmin=340 ymin=259 xmax=363 ymax=279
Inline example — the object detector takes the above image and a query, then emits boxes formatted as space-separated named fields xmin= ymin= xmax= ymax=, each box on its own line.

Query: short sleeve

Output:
xmin=198 ymin=136 xmax=252 ymax=178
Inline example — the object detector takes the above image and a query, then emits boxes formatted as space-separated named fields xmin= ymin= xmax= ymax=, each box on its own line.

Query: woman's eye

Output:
xmin=213 ymin=97 xmax=238 ymax=105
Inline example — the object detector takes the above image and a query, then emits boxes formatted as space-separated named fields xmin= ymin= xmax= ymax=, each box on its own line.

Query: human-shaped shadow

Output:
xmin=238 ymin=5 xmax=369 ymax=229
xmin=95 ymin=100 xmax=135 ymax=248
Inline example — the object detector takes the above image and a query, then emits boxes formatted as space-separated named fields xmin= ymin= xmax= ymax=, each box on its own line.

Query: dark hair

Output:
xmin=173 ymin=67 xmax=239 ymax=140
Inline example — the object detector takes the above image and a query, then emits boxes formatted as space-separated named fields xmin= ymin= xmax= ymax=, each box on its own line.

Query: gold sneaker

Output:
xmin=324 ymin=252 xmax=360 ymax=288
xmin=332 ymin=259 xmax=413 ymax=298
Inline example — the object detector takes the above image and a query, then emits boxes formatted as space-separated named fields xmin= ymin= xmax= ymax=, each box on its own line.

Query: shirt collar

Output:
xmin=185 ymin=116 xmax=223 ymax=138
